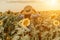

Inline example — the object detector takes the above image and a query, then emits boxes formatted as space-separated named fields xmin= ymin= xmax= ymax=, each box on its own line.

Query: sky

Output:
xmin=0 ymin=0 xmax=60 ymax=12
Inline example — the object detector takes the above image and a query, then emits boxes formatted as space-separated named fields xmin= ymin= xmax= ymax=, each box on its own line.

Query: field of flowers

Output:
xmin=0 ymin=6 xmax=60 ymax=40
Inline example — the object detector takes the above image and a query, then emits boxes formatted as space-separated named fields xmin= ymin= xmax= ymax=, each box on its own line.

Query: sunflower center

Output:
xmin=23 ymin=20 xmax=29 ymax=26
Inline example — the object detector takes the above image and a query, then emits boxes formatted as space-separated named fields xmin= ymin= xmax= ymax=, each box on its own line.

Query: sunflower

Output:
xmin=19 ymin=18 xmax=30 ymax=27
xmin=50 ymin=13 xmax=58 ymax=19
xmin=53 ymin=20 xmax=60 ymax=26
xmin=5 ymin=10 xmax=12 ymax=16
xmin=0 ymin=13 xmax=3 ymax=17
xmin=13 ymin=12 xmax=19 ymax=16
xmin=0 ymin=20 xmax=3 ymax=25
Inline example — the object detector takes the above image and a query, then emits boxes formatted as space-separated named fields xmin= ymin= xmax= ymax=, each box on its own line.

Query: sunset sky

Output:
xmin=0 ymin=0 xmax=60 ymax=12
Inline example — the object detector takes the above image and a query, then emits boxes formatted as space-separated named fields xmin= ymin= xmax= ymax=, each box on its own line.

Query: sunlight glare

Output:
xmin=51 ymin=0 xmax=57 ymax=6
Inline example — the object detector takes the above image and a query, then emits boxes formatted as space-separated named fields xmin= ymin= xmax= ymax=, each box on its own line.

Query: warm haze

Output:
xmin=0 ymin=0 xmax=60 ymax=12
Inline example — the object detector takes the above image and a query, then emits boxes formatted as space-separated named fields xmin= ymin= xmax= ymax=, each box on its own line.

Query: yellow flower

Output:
xmin=50 ymin=13 xmax=58 ymax=19
xmin=13 ymin=12 xmax=19 ymax=16
xmin=0 ymin=20 xmax=3 ymax=25
xmin=0 ymin=13 xmax=3 ymax=17
xmin=19 ymin=18 xmax=30 ymax=27
xmin=53 ymin=20 xmax=60 ymax=26
xmin=5 ymin=10 xmax=12 ymax=16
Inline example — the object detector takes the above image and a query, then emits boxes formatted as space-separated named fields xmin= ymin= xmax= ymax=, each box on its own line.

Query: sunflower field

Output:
xmin=0 ymin=6 xmax=60 ymax=40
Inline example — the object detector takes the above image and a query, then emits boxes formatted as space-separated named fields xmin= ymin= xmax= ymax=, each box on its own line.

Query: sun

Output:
xmin=50 ymin=0 xmax=57 ymax=6
xmin=46 ymin=0 xmax=58 ymax=7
